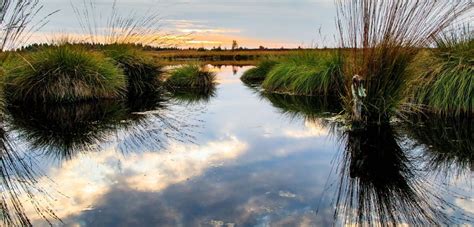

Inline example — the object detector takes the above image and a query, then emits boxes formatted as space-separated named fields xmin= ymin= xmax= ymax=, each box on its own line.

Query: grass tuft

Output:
xmin=240 ymin=58 xmax=277 ymax=84
xmin=262 ymin=51 xmax=344 ymax=96
xmin=165 ymin=64 xmax=217 ymax=90
xmin=336 ymin=0 xmax=472 ymax=123
xmin=104 ymin=44 xmax=163 ymax=96
xmin=4 ymin=45 xmax=126 ymax=103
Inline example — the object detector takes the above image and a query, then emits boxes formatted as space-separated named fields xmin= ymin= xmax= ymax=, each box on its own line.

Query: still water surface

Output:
xmin=2 ymin=66 xmax=472 ymax=226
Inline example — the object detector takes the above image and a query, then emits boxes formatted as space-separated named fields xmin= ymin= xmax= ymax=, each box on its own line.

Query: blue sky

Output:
xmin=37 ymin=0 xmax=338 ymax=48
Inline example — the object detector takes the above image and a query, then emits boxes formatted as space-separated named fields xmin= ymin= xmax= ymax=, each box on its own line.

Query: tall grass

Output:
xmin=410 ymin=26 xmax=473 ymax=116
xmin=262 ymin=51 xmax=344 ymax=96
xmin=336 ymin=0 xmax=472 ymax=123
xmin=165 ymin=64 xmax=217 ymax=90
xmin=104 ymin=44 xmax=162 ymax=96
xmin=0 ymin=0 xmax=56 ymax=51
xmin=72 ymin=0 xmax=170 ymax=46
xmin=4 ymin=45 xmax=126 ymax=103
xmin=240 ymin=58 xmax=277 ymax=84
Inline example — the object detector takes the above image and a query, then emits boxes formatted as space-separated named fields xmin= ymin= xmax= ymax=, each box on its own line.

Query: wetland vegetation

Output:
xmin=0 ymin=0 xmax=472 ymax=226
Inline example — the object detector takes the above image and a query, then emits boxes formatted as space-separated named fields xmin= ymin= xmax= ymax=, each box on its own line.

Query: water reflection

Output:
xmin=259 ymin=92 xmax=341 ymax=120
xmin=169 ymin=87 xmax=217 ymax=105
xmin=6 ymin=96 xmax=200 ymax=162
xmin=403 ymin=115 xmax=473 ymax=177
xmin=0 ymin=65 xmax=471 ymax=226
xmin=250 ymin=82 xmax=471 ymax=225
xmin=0 ymin=122 xmax=60 ymax=225
xmin=333 ymin=124 xmax=453 ymax=226
xmin=7 ymin=101 xmax=126 ymax=161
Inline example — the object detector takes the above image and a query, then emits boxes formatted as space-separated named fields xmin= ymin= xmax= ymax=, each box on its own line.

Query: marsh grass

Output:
xmin=410 ymin=26 xmax=473 ymax=116
xmin=262 ymin=51 xmax=344 ymax=96
xmin=240 ymin=58 xmax=278 ymax=84
xmin=336 ymin=0 xmax=472 ymax=123
xmin=0 ymin=0 xmax=56 ymax=52
xmin=104 ymin=44 xmax=163 ymax=96
xmin=4 ymin=45 xmax=126 ymax=103
xmin=72 ymin=0 xmax=173 ymax=46
xmin=165 ymin=64 xmax=217 ymax=90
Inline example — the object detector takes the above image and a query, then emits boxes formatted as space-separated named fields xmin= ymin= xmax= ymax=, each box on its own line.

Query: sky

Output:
xmin=35 ymin=0 xmax=338 ymax=48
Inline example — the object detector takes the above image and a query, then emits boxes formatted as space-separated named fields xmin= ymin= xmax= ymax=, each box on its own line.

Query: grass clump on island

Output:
xmin=241 ymin=58 xmax=278 ymax=84
xmin=409 ymin=27 xmax=473 ymax=116
xmin=4 ymin=45 xmax=126 ymax=103
xmin=165 ymin=64 xmax=217 ymax=90
xmin=262 ymin=51 xmax=344 ymax=96
xmin=103 ymin=44 xmax=163 ymax=96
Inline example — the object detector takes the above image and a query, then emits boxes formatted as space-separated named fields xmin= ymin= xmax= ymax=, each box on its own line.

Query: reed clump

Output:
xmin=4 ymin=45 xmax=126 ymax=103
xmin=165 ymin=64 xmax=217 ymax=90
xmin=336 ymin=0 xmax=472 ymax=123
xmin=241 ymin=58 xmax=278 ymax=84
xmin=410 ymin=27 xmax=473 ymax=116
xmin=262 ymin=51 xmax=344 ymax=96
xmin=104 ymin=44 xmax=162 ymax=96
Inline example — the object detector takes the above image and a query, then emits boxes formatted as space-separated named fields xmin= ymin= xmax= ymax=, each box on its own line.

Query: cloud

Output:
xmin=21 ymin=137 xmax=248 ymax=224
xmin=283 ymin=119 xmax=329 ymax=138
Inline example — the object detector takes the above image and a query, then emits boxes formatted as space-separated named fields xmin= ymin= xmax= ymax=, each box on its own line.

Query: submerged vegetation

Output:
xmin=165 ymin=64 xmax=217 ymax=90
xmin=4 ymin=45 xmax=126 ymax=103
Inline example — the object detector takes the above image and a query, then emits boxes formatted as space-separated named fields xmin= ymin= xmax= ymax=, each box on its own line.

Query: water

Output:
xmin=1 ymin=66 xmax=472 ymax=226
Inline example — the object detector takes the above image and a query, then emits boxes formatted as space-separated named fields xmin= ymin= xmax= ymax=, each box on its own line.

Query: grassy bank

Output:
xmin=149 ymin=49 xmax=324 ymax=63
xmin=409 ymin=28 xmax=473 ymax=116
xmin=241 ymin=58 xmax=278 ymax=84
xmin=261 ymin=51 xmax=344 ymax=96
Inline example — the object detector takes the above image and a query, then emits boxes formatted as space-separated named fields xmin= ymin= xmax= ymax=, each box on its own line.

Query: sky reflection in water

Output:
xmin=1 ymin=66 xmax=472 ymax=226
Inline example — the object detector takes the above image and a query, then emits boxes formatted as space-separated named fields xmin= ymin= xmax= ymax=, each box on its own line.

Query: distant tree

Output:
xmin=232 ymin=40 xmax=238 ymax=50
xmin=259 ymin=45 xmax=266 ymax=50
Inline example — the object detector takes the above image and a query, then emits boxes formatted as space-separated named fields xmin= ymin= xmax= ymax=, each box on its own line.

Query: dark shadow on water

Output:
xmin=402 ymin=115 xmax=473 ymax=177
xmin=330 ymin=124 xmax=457 ymax=226
xmin=258 ymin=92 xmax=342 ymax=120
xmin=7 ymin=101 xmax=127 ymax=161
xmin=6 ymin=96 xmax=200 ymax=162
